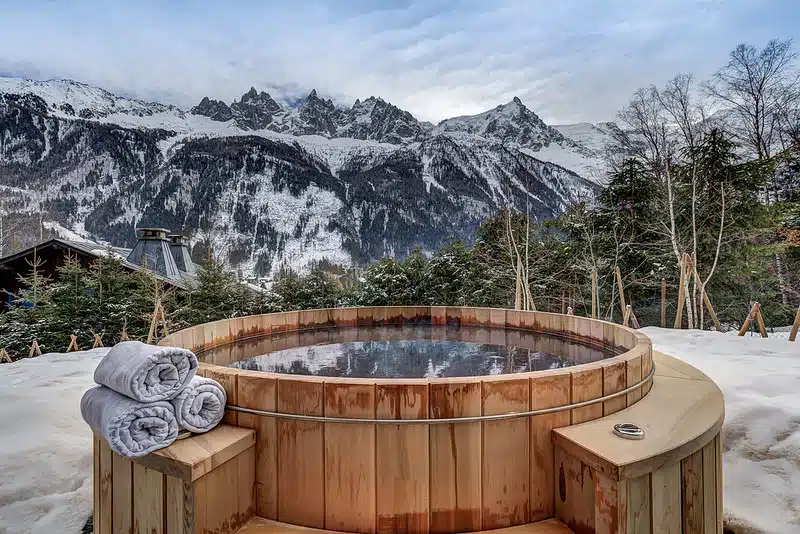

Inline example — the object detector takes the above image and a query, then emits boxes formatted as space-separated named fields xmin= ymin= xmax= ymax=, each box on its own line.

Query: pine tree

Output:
xmin=353 ymin=258 xmax=410 ymax=306
xmin=400 ymin=246 xmax=428 ymax=305
xmin=0 ymin=248 xmax=55 ymax=357
xmin=47 ymin=252 xmax=94 ymax=349
xmin=175 ymin=257 xmax=240 ymax=326
xmin=424 ymin=241 xmax=473 ymax=306
xmin=87 ymin=254 xmax=152 ymax=343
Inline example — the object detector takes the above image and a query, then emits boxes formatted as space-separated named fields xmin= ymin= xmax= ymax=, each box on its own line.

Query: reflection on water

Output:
xmin=215 ymin=324 xmax=617 ymax=379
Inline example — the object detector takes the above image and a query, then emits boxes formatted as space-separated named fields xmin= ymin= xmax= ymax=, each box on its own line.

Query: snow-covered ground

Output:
xmin=0 ymin=331 xmax=797 ymax=533
xmin=642 ymin=327 xmax=799 ymax=534
xmin=0 ymin=349 xmax=109 ymax=534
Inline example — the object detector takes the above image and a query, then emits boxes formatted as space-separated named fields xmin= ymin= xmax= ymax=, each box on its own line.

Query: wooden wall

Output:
xmin=93 ymin=434 xmax=255 ymax=534
xmin=156 ymin=307 xmax=654 ymax=533
xmin=555 ymin=434 xmax=723 ymax=534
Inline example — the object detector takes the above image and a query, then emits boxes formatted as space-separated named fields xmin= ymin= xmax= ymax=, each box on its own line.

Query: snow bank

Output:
xmin=642 ymin=328 xmax=800 ymax=534
xmin=0 ymin=349 xmax=108 ymax=534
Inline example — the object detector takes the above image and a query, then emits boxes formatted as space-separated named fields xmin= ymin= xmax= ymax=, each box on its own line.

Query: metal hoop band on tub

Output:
xmin=224 ymin=363 xmax=655 ymax=425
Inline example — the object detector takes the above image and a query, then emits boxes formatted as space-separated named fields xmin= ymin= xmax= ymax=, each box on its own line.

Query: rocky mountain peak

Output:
xmin=190 ymin=96 xmax=233 ymax=122
xmin=434 ymin=96 xmax=567 ymax=150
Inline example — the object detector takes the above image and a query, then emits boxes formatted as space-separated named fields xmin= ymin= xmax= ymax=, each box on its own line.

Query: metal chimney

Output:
xmin=126 ymin=228 xmax=182 ymax=280
xmin=168 ymin=233 xmax=198 ymax=276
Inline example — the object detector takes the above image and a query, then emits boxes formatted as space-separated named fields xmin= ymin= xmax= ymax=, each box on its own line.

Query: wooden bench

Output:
xmin=551 ymin=351 xmax=725 ymax=534
xmin=93 ymin=425 xmax=256 ymax=534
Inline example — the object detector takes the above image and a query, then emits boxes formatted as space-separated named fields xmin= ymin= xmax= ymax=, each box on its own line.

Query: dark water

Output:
xmin=218 ymin=324 xmax=617 ymax=379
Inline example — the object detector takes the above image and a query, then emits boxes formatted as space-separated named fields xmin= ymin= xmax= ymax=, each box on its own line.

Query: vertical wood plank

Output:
xmin=555 ymin=446 xmax=595 ymax=534
xmin=375 ymin=383 xmax=429 ymax=533
xmin=200 ymin=453 xmax=240 ymax=534
xmin=715 ymin=435 xmax=723 ymax=534
xmin=651 ymin=463 xmax=682 ymax=534
xmin=93 ymin=435 xmax=101 ymax=534
xmin=595 ymin=472 xmax=627 ymax=534
xmin=277 ymin=379 xmax=325 ymax=528
xmin=702 ymin=439 xmax=718 ymax=534
xmin=682 ymin=447 xmax=704 ymax=534
xmin=205 ymin=366 xmax=238 ymax=425
xmin=133 ymin=463 xmax=163 ymax=534
xmin=166 ymin=475 xmax=194 ymax=534
xmin=530 ymin=372 xmax=571 ymax=521
xmin=482 ymin=377 xmax=530 ymax=529
xmin=194 ymin=469 xmax=207 ymax=534
xmin=112 ymin=452 xmax=133 ymax=534
xmin=324 ymin=382 xmax=376 ymax=533
xmin=98 ymin=438 xmax=113 ymax=534
xmin=237 ymin=372 xmax=278 ymax=519
xmin=571 ymin=366 xmax=603 ymax=424
xmin=238 ymin=447 xmax=256 ymax=528
xmin=429 ymin=381 xmax=482 ymax=533
xmin=626 ymin=352 xmax=643 ymax=407
xmin=627 ymin=475 xmax=651 ymax=534
xmin=602 ymin=361 xmax=627 ymax=416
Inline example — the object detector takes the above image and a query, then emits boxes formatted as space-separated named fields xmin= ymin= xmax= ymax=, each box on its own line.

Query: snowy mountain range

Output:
xmin=0 ymin=76 xmax=616 ymax=276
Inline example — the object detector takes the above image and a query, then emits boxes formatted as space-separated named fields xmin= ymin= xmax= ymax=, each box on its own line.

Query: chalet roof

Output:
xmin=0 ymin=238 xmax=199 ymax=290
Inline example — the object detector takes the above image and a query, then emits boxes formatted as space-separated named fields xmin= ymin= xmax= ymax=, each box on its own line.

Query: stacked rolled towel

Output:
xmin=81 ymin=341 xmax=228 ymax=459
xmin=93 ymin=341 xmax=198 ymax=402
xmin=170 ymin=376 xmax=227 ymax=433
xmin=81 ymin=385 xmax=179 ymax=458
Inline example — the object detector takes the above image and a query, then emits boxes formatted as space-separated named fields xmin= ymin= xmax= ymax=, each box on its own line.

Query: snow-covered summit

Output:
xmin=188 ymin=85 xmax=426 ymax=144
xmin=434 ymin=96 xmax=570 ymax=149
xmin=0 ymin=77 xmax=180 ymax=119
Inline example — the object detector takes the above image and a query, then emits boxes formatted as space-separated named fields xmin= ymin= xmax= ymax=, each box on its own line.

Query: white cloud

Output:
xmin=0 ymin=0 xmax=795 ymax=123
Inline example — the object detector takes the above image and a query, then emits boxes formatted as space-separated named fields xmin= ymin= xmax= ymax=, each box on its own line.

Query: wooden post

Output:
xmin=622 ymin=305 xmax=632 ymax=327
xmin=147 ymin=300 xmax=160 ymax=344
xmin=561 ymin=288 xmax=566 ymax=314
xmin=66 ymin=335 xmax=79 ymax=352
xmin=660 ymin=278 xmax=667 ymax=328
xmin=591 ymin=269 xmax=598 ymax=319
xmin=92 ymin=332 xmax=104 ymax=349
xmin=754 ymin=303 xmax=768 ymax=338
xmin=0 ymin=348 xmax=12 ymax=364
xmin=29 ymin=340 xmax=42 ymax=358
xmin=159 ymin=302 xmax=170 ymax=337
xmin=692 ymin=268 xmax=722 ymax=331
xmin=789 ymin=305 xmax=800 ymax=342
xmin=514 ymin=257 xmax=522 ymax=311
xmin=738 ymin=302 xmax=759 ymax=336
xmin=702 ymin=291 xmax=722 ymax=331
xmin=615 ymin=266 xmax=626 ymax=317
xmin=674 ymin=255 xmax=687 ymax=329
xmin=146 ymin=300 xmax=170 ymax=344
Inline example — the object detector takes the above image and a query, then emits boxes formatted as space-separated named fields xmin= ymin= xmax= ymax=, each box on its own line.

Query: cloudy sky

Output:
xmin=0 ymin=0 xmax=797 ymax=123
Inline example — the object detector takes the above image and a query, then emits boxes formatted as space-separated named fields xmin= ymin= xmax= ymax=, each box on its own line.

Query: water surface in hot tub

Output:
xmin=215 ymin=324 xmax=618 ymax=379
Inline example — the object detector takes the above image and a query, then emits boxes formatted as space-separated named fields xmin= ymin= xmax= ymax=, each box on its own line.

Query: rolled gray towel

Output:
xmin=94 ymin=341 xmax=198 ymax=402
xmin=171 ymin=376 xmax=227 ymax=433
xmin=80 ymin=386 xmax=179 ymax=458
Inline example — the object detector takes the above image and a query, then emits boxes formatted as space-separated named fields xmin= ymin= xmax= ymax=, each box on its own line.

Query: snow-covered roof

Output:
xmin=0 ymin=238 xmax=197 ymax=290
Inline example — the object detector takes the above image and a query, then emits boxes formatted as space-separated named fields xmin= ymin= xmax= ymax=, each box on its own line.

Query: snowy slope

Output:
xmin=642 ymin=328 xmax=800 ymax=534
xmin=0 ymin=348 xmax=109 ymax=534
xmin=435 ymin=98 xmax=611 ymax=181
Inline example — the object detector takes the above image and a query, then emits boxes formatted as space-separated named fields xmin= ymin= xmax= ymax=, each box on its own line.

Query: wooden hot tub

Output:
xmin=159 ymin=306 xmax=654 ymax=533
